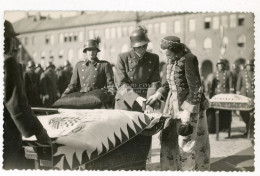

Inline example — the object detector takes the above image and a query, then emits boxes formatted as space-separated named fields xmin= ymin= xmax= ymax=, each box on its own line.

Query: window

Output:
xmin=117 ymin=27 xmax=122 ymax=38
xmin=105 ymin=28 xmax=110 ymax=39
xmin=79 ymin=31 xmax=84 ymax=42
xmin=147 ymin=42 xmax=153 ymax=52
xmin=189 ymin=39 xmax=196 ymax=49
xmin=237 ymin=35 xmax=246 ymax=47
xmin=238 ymin=14 xmax=245 ymax=26
xmin=221 ymin=15 xmax=228 ymax=28
xmin=189 ymin=19 xmax=195 ymax=32
xmin=74 ymin=34 xmax=78 ymax=42
xmin=50 ymin=35 xmax=55 ymax=45
xmin=223 ymin=36 xmax=229 ymax=46
xmin=147 ymin=24 xmax=153 ymax=34
xmin=64 ymin=33 xmax=68 ymax=42
xmin=174 ymin=20 xmax=181 ymax=33
xmin=32 ymin=51 xmax=37 ymax=59
xmin=154 ymin=23 xmax=160 ymax=34
xmin=94 ymin=30 xmax=98 ymax=37
xmin=121 ymin=44 xmax=128 ymax=53
xmin=213 ymin=16 xmax=219 ymax=29
xmin=41 ymin=51 xmax=46 ymax=59
xmin=203 ymin=38 xmax=212 ymax=49
xmin=230 ymin=14 xmax=236 ymax=28
xmin=49 ymin=50 xmax=54 ymax=61
xmin=129 ymin=26 xmax=135 ymax=35
xmin=122 ymin=26 xmax=128 ymax=37
xmin=204 ymin=17 xmax=211 ymax=29
xmin=78 ymin=48 xmax=84 ymax=60
xmin=160 ymin=22 xmax=167 ymax=34
xmin=32 ymin=36 xmax=36 ymax=45
xmin=111 ymin=28 xmax=116 ymax=39
xmin=59 ymin=49 xmax=64 ymax=59
xmin=45 ymin=35 xmax=50 ymax=44
xmin=68 ymin=48 xmax=74 ymax=62
xmin=59 ymin=33 xmax=64 ymax=43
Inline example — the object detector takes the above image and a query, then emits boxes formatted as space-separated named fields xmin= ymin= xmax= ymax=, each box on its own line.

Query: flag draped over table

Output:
xmin=24 ymin=109 xmax=162 ymax=169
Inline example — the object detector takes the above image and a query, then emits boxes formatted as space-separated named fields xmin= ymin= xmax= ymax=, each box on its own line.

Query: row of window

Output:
xmin=189 ymin=35 xmax=246 ymax=50
xmin=20 ymin=14 xmax=246 ymax=46
xmin=203 ymin=14 xmax=245 ymax=30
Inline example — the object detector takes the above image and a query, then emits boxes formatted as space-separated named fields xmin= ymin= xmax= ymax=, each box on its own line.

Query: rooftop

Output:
xmin=13 ymin=11 xmax=183 ymax=34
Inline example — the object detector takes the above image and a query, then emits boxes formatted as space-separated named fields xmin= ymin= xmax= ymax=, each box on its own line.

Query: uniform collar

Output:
xmin=129 ymin=49 xmax=147 ymax=63
xmin=84 ymin=57 xmax=100 ymax=66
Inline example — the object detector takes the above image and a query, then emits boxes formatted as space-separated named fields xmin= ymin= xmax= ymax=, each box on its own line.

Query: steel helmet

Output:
xmin=83 ymin=37 xmax=101 ymax=53
xmin=27 ymin=61 xmax=35 ymax=68
xmin=246 ymin=59 xmax=254 ymax=66
xmin=130 ymin=26 xmax=150 ymax=48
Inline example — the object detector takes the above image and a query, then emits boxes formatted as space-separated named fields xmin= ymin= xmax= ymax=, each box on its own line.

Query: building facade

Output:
xmin=13 ymin=12 xmax=254 ymax=79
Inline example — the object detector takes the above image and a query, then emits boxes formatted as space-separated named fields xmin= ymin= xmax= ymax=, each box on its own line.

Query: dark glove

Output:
xmin=35 ymin=128 xmax=51 ymax=146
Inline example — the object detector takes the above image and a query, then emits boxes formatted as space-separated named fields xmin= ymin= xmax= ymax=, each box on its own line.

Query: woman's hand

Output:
xmin=147 ymin=92 xmax=162 ymax=105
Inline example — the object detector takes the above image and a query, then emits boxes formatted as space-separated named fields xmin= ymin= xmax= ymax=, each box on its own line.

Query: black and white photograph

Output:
xmin=1 ymin=0 xmax=259 ymax=175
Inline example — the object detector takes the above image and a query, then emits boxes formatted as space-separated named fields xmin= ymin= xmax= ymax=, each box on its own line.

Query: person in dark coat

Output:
xmin=57 ymin=60 xmax=73 ymax=95
xmin=23 ymin=61 xmax=41 ymax=106
xmin=114 ymin=26 xmax=160 ymax=170
xmin=62 ymin=37 xmax=116 ymax=96
xmin=115 ymin=26 xmax=160 ymax=112
xmin=236 ymin=59 xmax=255 ymax=136
xmin=231 ymin=63 xmax=240 ymax=94
xmin=56 ymin=65 xmax=65 ymax=97
xmin=210 ymin=59 xmax=234 ymax=132
xmin=40 ymin=62 xmax=59 ymax=107
xmin=3 ymin=20 xmax=50 ymax=169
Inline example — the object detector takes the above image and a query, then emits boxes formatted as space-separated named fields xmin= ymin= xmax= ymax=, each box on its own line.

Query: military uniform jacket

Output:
xmin=4 ymin=55 xmax=44 ymax=138
xmin=210 ymin=70 xmax=234 ymax=98
xmin=64 ymin=58 xmax=116 ymax=94
xmin=236 ymin=70 xmax=255 ymax=99
xmin=157 ymin=53 xmax=209 ymax=113
xmin=115 ymin=49 xmax=160 ymax=110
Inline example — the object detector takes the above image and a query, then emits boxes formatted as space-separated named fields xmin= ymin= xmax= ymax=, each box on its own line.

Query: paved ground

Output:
xmin=146 ymin=114 xmax=255 ymax=171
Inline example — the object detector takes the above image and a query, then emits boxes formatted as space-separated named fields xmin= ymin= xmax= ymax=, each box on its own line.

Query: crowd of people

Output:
xmin=22 ymin=59 xmax=73 ymax=108
xmin=3 ymin=20 xmax=254 ymax=171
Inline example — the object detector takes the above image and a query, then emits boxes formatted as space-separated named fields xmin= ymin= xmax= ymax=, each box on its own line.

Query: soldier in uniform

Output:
xmin=236 ymin=59 xmax=255 ymax=136
xmin=23 ymin=61 xmax=41 ymax=106
xmin=115 ymin=26 xmax=160 ymax=170
xmin=40 ymin=62 xmax=59 ymax=107
xmin=210 ymin=59 xmax=234 ymax=132
xmin=3 ymin=20 xmax=50 ymax=169
xmin=115 ymin=26 xmax=160 ymax=111
xmin=231 ymin=63 xmax=240 ymax=94
xmin=62 ymin=37 xmax=116 ymax=96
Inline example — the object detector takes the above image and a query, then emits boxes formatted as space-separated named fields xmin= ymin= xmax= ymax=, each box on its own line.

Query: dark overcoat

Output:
xmin=115 ymin=49 xmax=160 ymax=111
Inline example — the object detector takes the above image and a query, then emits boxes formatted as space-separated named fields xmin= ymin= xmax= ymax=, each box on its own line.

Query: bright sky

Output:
xmin=4 ymin=11 xmax=79 ymax=23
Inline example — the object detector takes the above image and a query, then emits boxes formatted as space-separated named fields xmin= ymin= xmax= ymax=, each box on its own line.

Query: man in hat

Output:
xmin=58 ymin=60 xmax=73 ymax=95
xmin=210 ymin=59 xmax=234 ymax=132
xmin=3 ymin=20 xmax=50 ymax=169
xmin=115 ymin=26 xmax=160 ymax=112
xmin=114 ymin=26 xmax=160 ymax=170
xmin=236 ymin=59 xmax=255 ymax=137
xmin=40 ymin=61 xmax=59 ymax=107
xmin=62 ymin=37 xmax=116 ymax=96
xmin=23 ymin=60 xmax=41 ymax=106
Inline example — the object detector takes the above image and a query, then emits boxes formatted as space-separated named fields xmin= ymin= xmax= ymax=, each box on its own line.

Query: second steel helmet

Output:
xmin=27 ymin=61 xmax=35 ymax=68
xmin=83 ymin=37 xmax=101 ymax=53
xmin=130 ymin=26 xmax=150 ymax=48
xmin=216 ymin=59 xmax=226 ymax=66
xmin=246 ymin=59 xmax=254 ymax=66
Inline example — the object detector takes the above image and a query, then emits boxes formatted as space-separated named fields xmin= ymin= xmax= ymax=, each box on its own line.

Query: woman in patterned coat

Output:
xmin=147 ymin=36 xmax=210 ymax=171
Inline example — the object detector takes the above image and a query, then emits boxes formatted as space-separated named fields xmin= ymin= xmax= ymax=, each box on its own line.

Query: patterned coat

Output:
xmin=236 ymin=70 xmax=255 ymax=99
xmin=157 ymin=53 xmax=209 ymax=114
xmin=63 ymin=58 xmax=116 ymax=95
xmin=115 ymin=49 xmax=160 ymax=111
